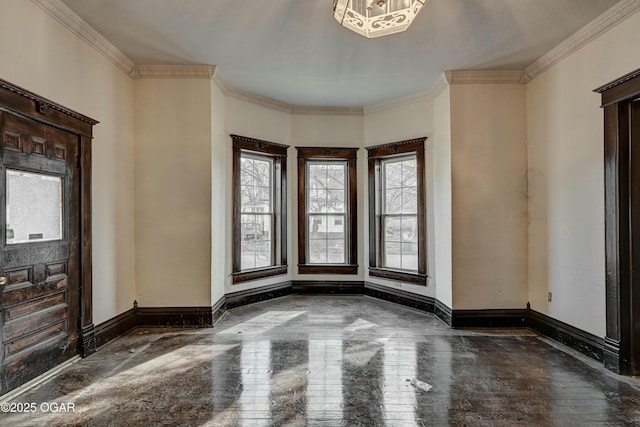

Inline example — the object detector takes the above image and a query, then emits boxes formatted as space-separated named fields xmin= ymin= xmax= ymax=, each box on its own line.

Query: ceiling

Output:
xmin=60 ymin=0 xmax=619 ymax=107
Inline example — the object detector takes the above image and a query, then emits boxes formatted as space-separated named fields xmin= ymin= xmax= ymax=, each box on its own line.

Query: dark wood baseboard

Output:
xmin=94 ymin=308 xmax=137 ymax=349
xmin=435 ymin=299 xmax=453 ymax=326
xmin=451 ymin=309 xmax=527 ymax=328
xmin=225 ymin=281 xmax=293 ymax=308
xmin=293 ymin=281 xmax=364 ymax=294
xmin=136 ymin=306 xmax=213 ymax=327
xmin=92 ymin=281 xmax=608 ymax=372
xmin=527 ymin=309 xmax=605 ymax=362
xmin=602 ymin=337 xmax=622 ymax=373
xmin=364 ymin=281 xmax=436 ymax=314
xmin=212 ymin=296 xmax=226 ymax=325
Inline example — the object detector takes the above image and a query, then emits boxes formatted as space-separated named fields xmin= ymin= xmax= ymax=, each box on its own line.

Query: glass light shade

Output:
xmin=333 ymin=0 xmax=428 ymax=38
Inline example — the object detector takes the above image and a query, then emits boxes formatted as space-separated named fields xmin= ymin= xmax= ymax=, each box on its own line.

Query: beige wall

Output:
xmin=291 ymin=113 xmax=365 ymax=281
xmin=210 ymin=80 xmax=227 ymax=306
xmin=364 ymin=98 xmax=437 ymax=298
xmin=134 ymin=79 xmax=212 ymax=307
xmin=223 ymin=98 xmax=292 ymax=294
xmin=527 ymin=11 xmax=640 ymax=337
xmin=432 ymin=85 xmax=453 ymax=308
xmin=0 ymin=0 xmax=136 ymax=324
xmin=450 ymin=83 xmax=528 ymax=310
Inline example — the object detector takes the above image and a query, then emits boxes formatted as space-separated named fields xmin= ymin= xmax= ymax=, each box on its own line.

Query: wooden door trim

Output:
xmin=596 ymin=68 xmax=640 ymax=374
xmin=0 ymin=79 xmax=98 ymax=357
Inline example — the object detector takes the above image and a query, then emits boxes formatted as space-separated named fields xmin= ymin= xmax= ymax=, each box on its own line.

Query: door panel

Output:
xmin=0 ymin=111 xmax=80 ymax=393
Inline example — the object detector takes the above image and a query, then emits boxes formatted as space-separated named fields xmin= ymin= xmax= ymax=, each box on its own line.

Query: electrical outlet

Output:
xmin=547 ymin=292 xmax=552 ymax=302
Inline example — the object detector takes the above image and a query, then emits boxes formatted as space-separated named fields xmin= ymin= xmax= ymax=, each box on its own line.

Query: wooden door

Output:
xmin=0 ymin=111 xmax=81 ymax=394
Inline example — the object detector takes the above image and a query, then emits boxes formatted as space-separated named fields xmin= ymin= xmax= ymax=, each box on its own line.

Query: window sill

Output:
xmin=298 ymin=264 xmax=358 ymax=275
xmin=232 ymin=265 xmax=288 ymax=284
xmin=368 ymin=267 xmax=427 ymax=286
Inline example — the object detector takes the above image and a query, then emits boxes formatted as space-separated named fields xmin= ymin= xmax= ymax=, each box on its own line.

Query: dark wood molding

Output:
xmin=368 ymin=267 xmax=427 ymax=285
xmin=94 ymin=307 xmax=137 ymax=349
xmin=528 ymin=309 xmax=605 ymax=363
xmin=225 ymin=281 xmax=293 ymax=308
xmin=230 ymin=134 xmax=289 ymax=156
xmin=293 ymin=280 xmax=364 ymax=294
xmin=0 ymin=79 xmax=98 ymax=136
xmin=297 ymin=264 xmax=358 ymax=275
xmin=363 ymin=281 xmax=437 ymax=316
xmin=367 ymin=138 xmax=427 ymax=282
xmin=597 ymin=68 xmax=640 ymax=375
xmin=231 ymin=135 xmax=289 ymax=283
xmin=365 ymin=137 xmax=427 ymax=157
xmin=0 ymin=79 xmax=97 ymax=373
xmin=451 ymin=309 xmax=527 ymax=328
xmin=212 ymin=296 xmax=226 ymax=325
xmin=435 ymin=299 xmax=453 ymax=327
xmin=595 ymin=67 xmax=640 ymax=107
xmin=90 ymin=283 xmax=610 ymax=371
xmin=296 ymin=146 xmax=358 ymax=274
xmin=295 ymin=146 xmax=358 ymax=159
xmin=232 ymin=265 xmax=288 ymax=284
xmin=136 ymin=306 xmax=213 ymax=327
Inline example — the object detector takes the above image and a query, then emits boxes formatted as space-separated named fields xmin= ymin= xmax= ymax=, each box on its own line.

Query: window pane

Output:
xmin=384 ymin=217 xmax=401 ymax=242
xmin=241 ymin=155 xmax=272 ymax=214
xmin=306 ymin=161 xmax=349 ymax=265
xmin=401 ymin=243 xmax=418 ymax=270
xmin=309 ymin=189 xmax=327 ymax=213
xmin=327 ymin=239 xmax=345 ymax=263
xmin=6 ymin=170 xmax=63 ymax=244
xmin=401 ymin=216 xmax=417 ymax=243
xmin=384 ymin=161 xmax=402 ymax=189
xmin=384 ymin=188 xmax=402 ymax=214
xmin=402 ymin=159 xmax=417 ymax=186
xmin=309 ymin=164 xmax=327 ymax=190
xmin=402 ymin=187 xmax=417 ymax=213
xmin=255 ymin=241 xmax=271 ymax=268
xmin=384 ymin=242 xmax=402 ymax=269
xmin=327 ymin=190 xmax=345 ymax=213
xmin=326 ymin=165 xmax=344 ymax=188
xmin=309 ymin=214 xmax=327 ymax=239
xmin=309 ymin=239 xmax=328 ymax=264
xmin=241 ymin=241 xmax=256 ymax=270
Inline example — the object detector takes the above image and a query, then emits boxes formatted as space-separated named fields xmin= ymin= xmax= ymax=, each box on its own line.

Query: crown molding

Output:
xmin=525 ymin=0 xmax=640 ymax=81
xmin=291 ymin=105 xmax=363 ymax=116
xmin=132 ymin=64 xmax=216 ymax=79
xmin=444 ymin=70 xmax=525 ymax=85
xmin=364 ymin=75 xmax=449 ymax=114
xmin=31 ymin=0 xmax=136 ymax=76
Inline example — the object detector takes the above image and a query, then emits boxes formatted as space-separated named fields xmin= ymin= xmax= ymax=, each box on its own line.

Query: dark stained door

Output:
xmin=0 ymin=110 xmax=80 ymax=393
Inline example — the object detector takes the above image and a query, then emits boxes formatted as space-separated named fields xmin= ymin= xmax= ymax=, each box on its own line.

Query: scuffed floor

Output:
xmin=1 ymin=295 xmax=640 ymax=426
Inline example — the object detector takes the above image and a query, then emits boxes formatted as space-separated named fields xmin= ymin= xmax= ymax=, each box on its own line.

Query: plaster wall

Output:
xmin=450 ymin=83 xmax=528 ymax=310
xmin=134 ymin=79 xmax=212 ymax=307
xmin=223 ymin=97 xmax=292 ymax=294
xmin=363 ymin=98 xmax=437 ymax=299
xmin=432 ymin=85 xmax=453 ymax=308
xmin=291 ymin=113 xmax=365 ymax=281
xmin=0 ymin=0 xmax=136 ymax=324
xmin=527 ymin=10 xmax=640 ymax=336
xmin=211 ymin=81 xmax=227 ymax=306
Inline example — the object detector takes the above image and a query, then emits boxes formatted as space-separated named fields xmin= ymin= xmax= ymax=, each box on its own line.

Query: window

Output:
xmin=297 ymin=147 xmax=358 ymax=274
xmin=367 ymin=138 xmax=427 ymax=285
xmin=232 ymin=135 xmax=288 ymax=283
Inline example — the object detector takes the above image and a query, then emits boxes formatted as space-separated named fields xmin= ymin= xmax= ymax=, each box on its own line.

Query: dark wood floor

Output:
xmin=1 ymin=295 xmax=640 ymax=426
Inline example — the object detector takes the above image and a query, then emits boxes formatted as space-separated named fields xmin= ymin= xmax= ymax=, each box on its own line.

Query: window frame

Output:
xmin=297 ymin=147 xmax=358 ymax=275
xmin=232 ymin=135 xmax=289 ymax=284
xmin=366 ymin=138 xmax=427 ymax=285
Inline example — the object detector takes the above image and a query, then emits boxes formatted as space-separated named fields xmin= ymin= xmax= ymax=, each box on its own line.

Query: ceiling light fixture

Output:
xmin=333 ymin=0 xmax=429 ymax=38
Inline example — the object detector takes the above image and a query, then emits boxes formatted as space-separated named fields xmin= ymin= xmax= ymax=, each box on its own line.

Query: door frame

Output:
xmin=0 ymin=79 xmax=98 ymax=357
xmin=596 ymin=68 xmax=640 ymax=375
